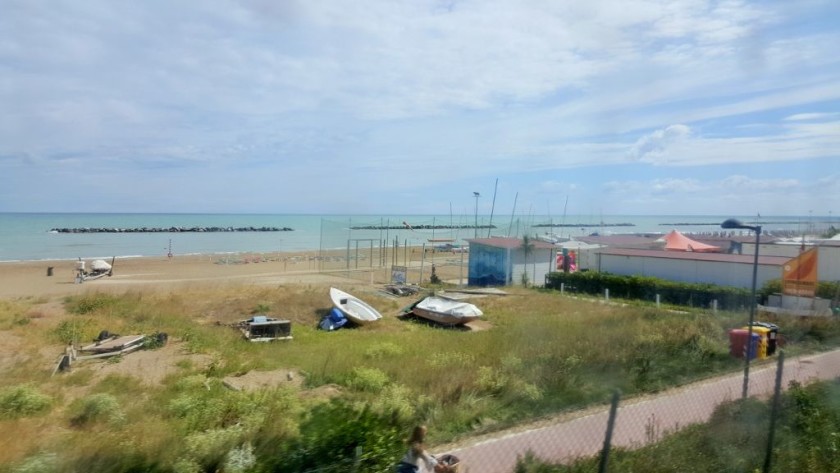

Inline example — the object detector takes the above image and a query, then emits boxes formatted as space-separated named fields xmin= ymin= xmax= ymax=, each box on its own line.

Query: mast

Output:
xmin=561 ymin=195 xmax=568 ymax=239
xmin=487 ymin=178 xmax=499 ymax=238
xmin=507 ymin=192 xmax=518 ymax=237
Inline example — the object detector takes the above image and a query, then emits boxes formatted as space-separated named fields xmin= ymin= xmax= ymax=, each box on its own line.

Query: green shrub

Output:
xmin=183 ymin=425 xmax=245 ymax=467
xmin=364 ymin=342 xmax=405 ymax=359
xmin=346 ymin=367 xmax=391 ymax=393
xmin=69 ymin=393 xmax=125 ymax=427
xmin=0 ymin=384 xmax=51 ymax=419
xmin=223 ymin=442 xmax=257 ymax=473
xmin=0 ymin=300 xmax=32 ymax=330
xmin=11 ymin=452 xmax=58 ymax=473
xmin=252 ymin=303 xmax=271 ymax=314
xmin=273 ymin=400 xmax=404 ymax=473
xmin=52 ymin=318 xmax=93 ymax=344
xmin=66 ymin=294 xmax=121 ymax=314
xmin=369 ymin=384 xmax=417 ymax=421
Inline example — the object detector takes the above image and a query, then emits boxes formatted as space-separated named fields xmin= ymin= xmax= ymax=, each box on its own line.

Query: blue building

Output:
xmin=466 ymin=237 xmax=557 ymax=287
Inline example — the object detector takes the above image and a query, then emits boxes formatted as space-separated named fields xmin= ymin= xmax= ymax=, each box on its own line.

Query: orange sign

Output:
xmin=782 ymin=248 xmax=818 ymax=297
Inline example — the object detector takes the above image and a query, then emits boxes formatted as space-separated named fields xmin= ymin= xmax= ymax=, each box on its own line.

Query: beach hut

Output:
xmin=466 ymin=237 xmax=556 ymax=287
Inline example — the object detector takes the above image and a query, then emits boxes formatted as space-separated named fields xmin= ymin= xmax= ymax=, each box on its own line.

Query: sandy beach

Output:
xmin=0 ymin=248 xmax=467 ymax=299
xmin=0 ymin=254 xmax=350 ymax=299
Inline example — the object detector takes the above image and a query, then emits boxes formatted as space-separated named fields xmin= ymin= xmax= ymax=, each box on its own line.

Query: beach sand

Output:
xmin=0 ymin=248 xmax=467 ymax=299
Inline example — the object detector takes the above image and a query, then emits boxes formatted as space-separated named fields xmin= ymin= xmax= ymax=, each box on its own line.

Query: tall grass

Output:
xmin=2 ymin=283 xmax=839 ymax=472
xmin=0 ymin=385 xmax=51 ymax=419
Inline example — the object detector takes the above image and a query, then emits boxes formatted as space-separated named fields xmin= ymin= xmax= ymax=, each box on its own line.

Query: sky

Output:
xmin=1 ymin=0 xmax=839 ymax=217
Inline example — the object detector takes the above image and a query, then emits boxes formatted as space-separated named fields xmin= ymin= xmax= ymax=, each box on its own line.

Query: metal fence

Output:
xmin=293 ymin=348 xmax=840 ymax=473
xmin=317 ymin=217 xmax=469 ymax=286
xmin=438 ymin=348 xmax=840 ymax=473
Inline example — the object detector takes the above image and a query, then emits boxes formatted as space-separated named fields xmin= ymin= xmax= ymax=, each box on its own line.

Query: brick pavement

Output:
xmin=445 ymin=349 xmax=840 ymax=473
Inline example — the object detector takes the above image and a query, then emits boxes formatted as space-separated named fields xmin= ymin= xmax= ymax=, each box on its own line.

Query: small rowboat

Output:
xmin=329 ymin=287 xmax=383 ymax=325
xmin=411 ymin=296 xmax=482 ymax=326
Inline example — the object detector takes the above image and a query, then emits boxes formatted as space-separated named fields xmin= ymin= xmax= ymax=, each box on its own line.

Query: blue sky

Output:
xmin=1 ymin=0 xmax=838 ymax=217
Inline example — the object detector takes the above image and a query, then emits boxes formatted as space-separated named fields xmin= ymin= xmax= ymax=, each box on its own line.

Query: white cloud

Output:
xmin=785 ymin=113 xmax=840 ymax=122
xmin=719 ymin=175 xmax=799 ymax=191
xmin=0 ymin=0 xmax=838 ymax=214
xmin=627 ymin=125 xmax=692 ymax=163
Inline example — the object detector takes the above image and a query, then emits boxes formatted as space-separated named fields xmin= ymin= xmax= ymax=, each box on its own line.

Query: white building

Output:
xmin=738 ymin=239 xmax=840 ymax=282
xmin=594 ymin=248 xmax=791 ymax=289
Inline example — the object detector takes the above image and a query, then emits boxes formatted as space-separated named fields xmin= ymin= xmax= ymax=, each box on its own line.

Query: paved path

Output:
xmin=445 ymin=349 xmax=840 ymax=473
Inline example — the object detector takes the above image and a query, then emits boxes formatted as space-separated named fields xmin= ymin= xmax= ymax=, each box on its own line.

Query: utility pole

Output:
xmin=473 ymin=191 xmax=480 ymax=238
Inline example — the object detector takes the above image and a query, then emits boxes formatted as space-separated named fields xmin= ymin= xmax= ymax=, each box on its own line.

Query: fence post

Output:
xmin=763 ymin=350 xmax=785 ymax=473
xmin=353 ymin=445 xmax=362 ymax=472
xmin=460 ymin=249 xmax=465 ymax=287
xmin=656 ymin=294 xmax=660 ymax=308
xmin=598 ymin=390 xmax=621 ymax=473
xmin=561 ymin=283 xmax=565 ymax=294
xmin=419 ymin=243 xmax=426 ymax=284
xmin=712 ymin=299 xmax=718 ymax=313
xmin=605 ymin=288 xmax=609 ymax=302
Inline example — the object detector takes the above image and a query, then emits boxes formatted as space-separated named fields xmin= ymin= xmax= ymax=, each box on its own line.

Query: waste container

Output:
xmin=743 ymin=326 xmax=770 ymax=359
xmin=729 ymin=329 xmax=760 ymax=360
xmin=47 ymin=266 xmax=54 ymax=276
xmin=750 ymin=322 xmax=779 ymax=356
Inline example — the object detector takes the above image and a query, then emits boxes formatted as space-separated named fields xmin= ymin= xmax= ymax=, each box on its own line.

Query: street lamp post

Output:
xmin=721 ymin=218 xmax=762 ymax=400
xmin=473 ymin=192 xmax=480 ymax=238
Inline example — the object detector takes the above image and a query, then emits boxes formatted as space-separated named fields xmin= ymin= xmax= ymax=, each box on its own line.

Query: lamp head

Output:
xmin=721 ymin=218 xmax=746 ymax=230
xmin=473 ymin=192 xmax=480 ymax=197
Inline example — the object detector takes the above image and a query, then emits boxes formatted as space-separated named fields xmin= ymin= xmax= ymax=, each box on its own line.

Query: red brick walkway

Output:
xmin=444 ymin=349 xmax=840 ymax=473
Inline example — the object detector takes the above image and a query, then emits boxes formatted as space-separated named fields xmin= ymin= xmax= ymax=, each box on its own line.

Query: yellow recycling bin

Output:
xmin=742 ymin=326 xmax=770 ymax=359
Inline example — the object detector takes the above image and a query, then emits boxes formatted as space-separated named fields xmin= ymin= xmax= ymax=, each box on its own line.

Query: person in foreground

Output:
xmin=396 ymin=425 xmax=438 ymax=473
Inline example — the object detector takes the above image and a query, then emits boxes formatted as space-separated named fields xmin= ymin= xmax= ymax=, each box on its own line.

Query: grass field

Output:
xmin=1 ymin=283 xmax=839 ymax=472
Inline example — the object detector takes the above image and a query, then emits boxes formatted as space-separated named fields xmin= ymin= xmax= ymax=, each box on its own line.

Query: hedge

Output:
xmin=545 ymin=271 xmax=754 ymax=310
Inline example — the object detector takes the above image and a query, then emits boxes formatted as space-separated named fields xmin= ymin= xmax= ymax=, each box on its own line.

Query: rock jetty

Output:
xmin=49 ymin=226 xmax=293 ymax=233
xmin=532 ymin=223 xmax=635 ymax=228
xmin=350 ymin=224 xmax=496 ymax=230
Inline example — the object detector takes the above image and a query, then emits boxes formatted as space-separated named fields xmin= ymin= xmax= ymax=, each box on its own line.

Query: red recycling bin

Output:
xmin=729 ymin=329 xmax=760 ymax=360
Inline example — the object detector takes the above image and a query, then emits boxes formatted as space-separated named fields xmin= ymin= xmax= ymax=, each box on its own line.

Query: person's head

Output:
xmin=409 ymin=425 xmax=427 ymax=444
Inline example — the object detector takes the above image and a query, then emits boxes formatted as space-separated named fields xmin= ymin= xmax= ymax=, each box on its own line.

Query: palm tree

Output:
xmin=520 ymin=235 xmax=535 ymax=286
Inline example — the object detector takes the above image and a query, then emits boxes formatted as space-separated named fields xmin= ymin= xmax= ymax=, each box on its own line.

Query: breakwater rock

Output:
xmin=50 ymin=226 xmax=293 ymax=233
xmin=532 ymin=223 xmax=635 ymax=228
xmin=350 ymin=224 xmax=497 ymax=230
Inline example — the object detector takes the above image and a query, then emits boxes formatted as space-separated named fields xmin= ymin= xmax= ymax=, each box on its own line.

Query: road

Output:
xmin=444 ymin=349 xmax=840 ymax=473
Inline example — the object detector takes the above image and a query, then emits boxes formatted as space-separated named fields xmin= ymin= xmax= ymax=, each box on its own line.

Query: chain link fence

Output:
xmin=439 ymin=348 xmax=840 ymax=473
xmin=317 ymin=217 xmax=470 ymax=286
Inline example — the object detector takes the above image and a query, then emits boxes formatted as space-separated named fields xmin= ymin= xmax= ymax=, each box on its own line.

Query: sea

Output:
xmin=0 ymin=213 xmax=830 ymax=262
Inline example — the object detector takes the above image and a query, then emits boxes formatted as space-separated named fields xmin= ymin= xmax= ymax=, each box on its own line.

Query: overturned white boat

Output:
xmin=411 ymin=295 xmax=483 ymax=326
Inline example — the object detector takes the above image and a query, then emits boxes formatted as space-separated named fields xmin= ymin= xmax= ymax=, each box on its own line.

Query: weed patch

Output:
xmin=0 ymin=384 xmax=51 ymax=419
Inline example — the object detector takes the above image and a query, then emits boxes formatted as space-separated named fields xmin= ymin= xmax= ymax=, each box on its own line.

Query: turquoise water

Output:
xmin=0 ymin=213 xmax=825 ymax=262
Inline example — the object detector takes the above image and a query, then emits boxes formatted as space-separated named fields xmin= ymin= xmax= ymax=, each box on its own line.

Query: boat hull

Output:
xmin=329 ymin=287 xmax=383 ymax=325
xmin=411 ymin=296 xmax=482 ymax=326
